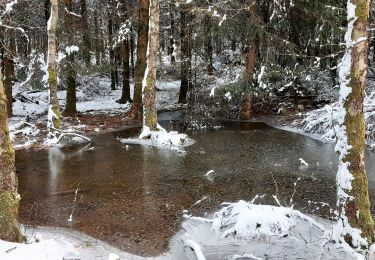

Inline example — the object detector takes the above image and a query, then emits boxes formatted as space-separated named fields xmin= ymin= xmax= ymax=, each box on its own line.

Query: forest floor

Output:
xmin=9 ymin=75 xmax=186 ymax=149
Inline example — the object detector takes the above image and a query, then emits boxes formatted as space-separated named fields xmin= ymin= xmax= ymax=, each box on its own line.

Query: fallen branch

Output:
xmin=185 ymin=239 xmax=206 ymax=260
xmin=51 ymin=188 xmax=90 ymax=196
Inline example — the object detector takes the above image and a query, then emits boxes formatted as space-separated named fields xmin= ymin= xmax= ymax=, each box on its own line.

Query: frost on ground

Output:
xmin=290 ymin=91 xmax=375 ymax=148
xmin=119 ymin=124 xmax=194 ymax=150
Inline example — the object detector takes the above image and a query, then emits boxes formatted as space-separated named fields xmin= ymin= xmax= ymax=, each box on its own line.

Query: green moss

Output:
xmin=0 ymin=192 xmax=24 ymax=242
xmin=355 ymin=1 xmax=370 ymax=21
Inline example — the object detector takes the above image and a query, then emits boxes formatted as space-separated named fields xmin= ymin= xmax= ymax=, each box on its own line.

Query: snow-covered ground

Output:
xmin=283 ymin=91 xmax=375 ymax=149
xmin=1 ymin=199 xmax=368 ymax=260
xmin=9 ymin=75 xmax=183 ymax=147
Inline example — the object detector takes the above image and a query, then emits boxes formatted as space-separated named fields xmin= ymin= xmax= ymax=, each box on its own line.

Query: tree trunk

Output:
xmin=3 ymin=47 xmax=14 ymax=117
xmin=80 ymin=0 xmax=91 ymax=66
xmin=241 ymin=37 xmax=257 ymax=120
xmin=130 ymin=0 xmax=150 ymax=120
xmin=168 ymin=0 xmax=176 ymax=64
xmin=178 ymin=6 xmax=189 ymax=104
xmin=119 ymin=39 xmax=131 ymax=103
xmin=47 ymin=0 xmax=62 ymax=133
xmin=142 ymin=0 xmax=159 ymax=131
xmin=130 ymin=27 xmax=135 ymax=78
xmin=63 ymin=0 xmax=77 ymax=116
xmin=204 ymin=15 xmax=213 ymax=76
xmin=64 ymin=52 xmax=77 ymax=116
xmin=335 ymin=0 xmax=374 ymax=249
xmin=0 ymin=65 xmax=24 ymax=243
xmin=108 ymin=14 xmax=116 ymax=90
xmin=94 ymin=9 xmax=101 ymax=66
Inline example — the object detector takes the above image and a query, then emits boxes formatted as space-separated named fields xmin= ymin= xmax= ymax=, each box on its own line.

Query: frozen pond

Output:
xmin=15 ymin=119 xmax=375 ymax=257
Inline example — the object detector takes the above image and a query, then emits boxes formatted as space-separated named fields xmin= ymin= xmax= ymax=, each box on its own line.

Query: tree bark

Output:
xmin=0 ymin=64 xmax=24 ymax=243
xmin=94 ymin=9 xmax=101 ymax=66
xmin=108 ymin=13 xmax=116 ymax=90
xmin=3 ymin=34 xmax=15 ymax=117
xmin=178 ymin=5 xmax=189 ymax=104
xmin=119 ymin=39 xmax=131 ymax=103
xmin=63 ymin=0 xmax=77 ymax=116
xmin=168 ymin=0 xmax=176 ymax=64
xmin=204 ymin=15 xmax=213 ymax=76
xmin=240 ymin=0 xmax=260 ymax=121
xmin=80 ymin=0 xmax=91 ymax=66
xmin=130 ymin=27 xmax=135 ymax=78
xmin=130 ymin=0 xmax=150 ymax=120
xmin=336 ymin=0 xmax=374 ymax=248
xmin=47 ymin=0 xmax=62 ymax=133
xmin=142 ymin=0 xmax=159 ymax=131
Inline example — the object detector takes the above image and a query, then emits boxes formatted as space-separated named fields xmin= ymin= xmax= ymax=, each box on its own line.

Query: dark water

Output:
xmin=15 ymin=121 xmax=375 ymax=256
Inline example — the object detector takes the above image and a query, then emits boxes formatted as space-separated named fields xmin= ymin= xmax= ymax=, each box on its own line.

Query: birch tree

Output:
xmin=47 ymin=0 xmax=61 ymax=135
xmin=333 ymin=0 xmax=374 ymax=250
xmin=142 ymin=0 xmax=159 ymax=131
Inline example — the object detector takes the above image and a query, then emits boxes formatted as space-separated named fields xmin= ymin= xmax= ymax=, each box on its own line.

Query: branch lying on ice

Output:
xmin=56 ymin=132 xmax=91 ymax=144
xmin=184 ymin=239 xmax=206 ymax=260
xmin=49 ymin=127 xmax=91 ymax=144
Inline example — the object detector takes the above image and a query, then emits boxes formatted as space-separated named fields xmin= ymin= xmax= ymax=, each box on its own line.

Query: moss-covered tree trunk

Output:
xmin=47 ymin=0 xmax=62 ymax=134
xmin=142 ymin=0 xmax=159 ymax=131
xmin=0 ymin=67 xmax=24 ymax=242
xmin=63 ymin=0 xmax=77 ymax=116
xmin=335 ymin=0 xmax=374 ymax=249
xmin=130 ymin=0 xmax=149 ymax=120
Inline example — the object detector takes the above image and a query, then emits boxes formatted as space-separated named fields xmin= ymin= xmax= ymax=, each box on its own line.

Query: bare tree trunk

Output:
xmin=142 ymin=0 xmax=159 ymax=131
xmin=335 ymin=0 xmax=374 ymax=249
xmin=240 ymin=0 xmax=260 ymax=121
xmin=130 ymin=0 xmax=149 ymax=120
xmin=47 ymin=0 xmax=62 ymax=133
xmin=204 ymin=15 xmax=213 ymax=76
xmin=80 ymin=0 xmax=91 ymax=66
xmin=94 ymin=9 xmax=101 ymax=66
xmin=0 ymin=63 xmax=24 ymax=243
xmin=178 ymin=5 xmax=189 ymax=104
xmin=108 ymin=13 xmax=116 ymax=90
xmin=130 ymin=27 xmax=135 ymax=78
xmin=168 ymin=0 xmax=176 ymax=64
xmin=3 ymin=33 xmax=15 ymax=117
xmin=119 ymin=39 xmax=131 ymax=103
xmin=63 ymin=0 xmax=77 ymax=116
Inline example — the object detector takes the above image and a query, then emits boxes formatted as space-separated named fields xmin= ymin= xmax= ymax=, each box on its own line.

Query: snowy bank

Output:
xmin=181 ymin=200 xmax=367 ymax=260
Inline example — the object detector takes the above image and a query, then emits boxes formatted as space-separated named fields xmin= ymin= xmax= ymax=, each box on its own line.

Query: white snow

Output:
xmin=120 ymin=124 xmax=194 ymax=149
xmin=298 ymin=158 xmax=308 ymax=166
xmin=0 ymin=201 xmax=367 ymax=260
xmin=181 ymin=199 xmax=363 ymax=259
xmin=65 ymin=45 xmax=79 ymax=55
